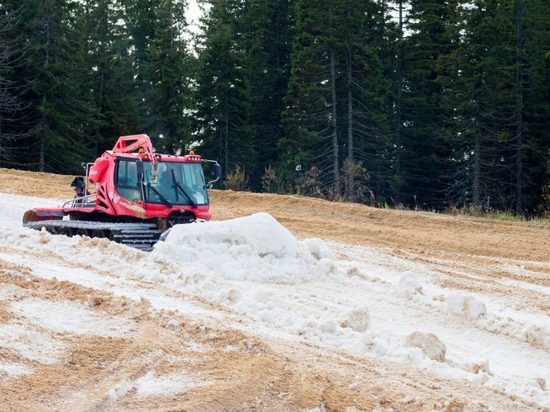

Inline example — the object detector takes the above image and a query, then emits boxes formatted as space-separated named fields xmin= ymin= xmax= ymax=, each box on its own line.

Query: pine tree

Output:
xmin=345 ymin=0 xmax=394 ymax=204
xmin=194 ymin=0 xmax=253 ymax=179
xmin=448 ymin=0 xmax=548 ymax=214
xmin=511 ymin=0 xmax=549 ymax=214
xmin=244 ymin=0 xmax=293 ymax=190
xmin=282 ymin=0 xmax=392 ymax=201
xmin=0 ymin=3 xmax=25 ymax=166
xmin=82 ymin=0 xmax=141 ymax=155
xmin=13 ymin=0 xmax=96 ymax=172
xmin=143 ymin=0 xmax=193 ymax=154
xmin=281 ymin=0 xmax=342 ymax=197
xmin=448 ymin=0 xmax=515 ymax=211
xmin=400 ymin=0 xmax=460 ymax=209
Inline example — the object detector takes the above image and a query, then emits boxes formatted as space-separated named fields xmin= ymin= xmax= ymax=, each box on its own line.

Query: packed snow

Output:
xmin=156 ymin=212 xmax=335 ymax=283
xmin=0 ymin=192 xmax=549 ymax=407
xmin=0 ymin=361 xmax=32 ymax=380
xmin=109 ymin=370 xmax=212 ymax=399
xmin=11 ymin=298 xmax=137 ymax=337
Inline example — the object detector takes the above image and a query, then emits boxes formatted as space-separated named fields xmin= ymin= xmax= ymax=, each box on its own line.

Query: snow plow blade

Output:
xmin=22 ymin=209 xmax=64 ymax=225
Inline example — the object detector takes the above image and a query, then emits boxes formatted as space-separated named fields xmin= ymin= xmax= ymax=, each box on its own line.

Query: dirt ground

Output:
xmin=1 ymin=167 xmax=548 ymax=262
xmin=0 ymin=167 xmax=548 ymax=411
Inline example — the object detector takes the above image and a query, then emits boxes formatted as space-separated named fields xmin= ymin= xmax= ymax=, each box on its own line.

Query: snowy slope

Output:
xmin=0 ymin=192 xmax=548 ymax=410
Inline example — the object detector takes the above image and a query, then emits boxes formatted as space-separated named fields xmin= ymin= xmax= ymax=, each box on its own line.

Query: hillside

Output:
xmin=0 ymin=167 xmax=549 ymax=411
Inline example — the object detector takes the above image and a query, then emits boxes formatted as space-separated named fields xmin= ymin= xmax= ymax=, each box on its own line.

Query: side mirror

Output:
xmin=203 ymin=160 xmax=222 ymax=188
xmin=213 ymin=163 xmax=222 ymax=181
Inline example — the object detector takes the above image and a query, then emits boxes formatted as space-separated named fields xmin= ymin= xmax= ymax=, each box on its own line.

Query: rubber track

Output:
xmin=24 ymin=220 xmax=161 ymax=252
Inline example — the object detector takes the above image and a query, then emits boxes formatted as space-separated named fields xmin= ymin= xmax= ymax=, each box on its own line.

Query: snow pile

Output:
xmin=155 ymin=213 xmax=335 ymax=283
xmin=404 ymin=332 xmax=447 ymax=362
xmin=11 ymin=299 xmax=137 ymax=338
xmin=447 ymin=293 xmax=487 ymax=320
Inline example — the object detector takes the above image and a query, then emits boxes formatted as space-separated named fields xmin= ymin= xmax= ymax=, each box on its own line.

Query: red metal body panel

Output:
xmin=26 ymin=134 xmax=212 ymax=222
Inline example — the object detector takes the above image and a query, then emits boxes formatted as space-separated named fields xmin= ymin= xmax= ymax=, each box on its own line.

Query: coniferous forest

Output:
xmin=0 ymin=0 xmax=548 ymax=215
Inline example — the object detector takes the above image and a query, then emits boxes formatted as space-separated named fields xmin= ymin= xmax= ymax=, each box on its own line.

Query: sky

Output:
xmin=186 ymin=0 xmax=202 ymax=36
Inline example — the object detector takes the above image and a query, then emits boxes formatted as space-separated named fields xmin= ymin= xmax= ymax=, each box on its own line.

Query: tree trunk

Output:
xmin=224 ymin=91 xmax=229 ymax=176
xmin=472 ymin=132 xmax=481 ymax=208
xmin=39 ymin=136 xmax=45 ymax=172
xmin=330 ymin=47 xmax=339 ymax=198
xmin=394 ymin=0 xmax=403 ymax=204
xmin=346 ymin=0 xmax=354 ymax=202
xmin=514 ymin=0 xmax=524 ymax=215
xmin=39 ymin=15 xmax=51 ymax=173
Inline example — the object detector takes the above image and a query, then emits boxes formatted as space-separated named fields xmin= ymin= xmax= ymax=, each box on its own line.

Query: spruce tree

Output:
xmin=82 ymin=0 xmax=142 ymax=155
xmin=401 ymin=0 xmax=460 ymax=209
xmin=244 ymin=0 xmax=293 ymax=190
xmin=281 ymin=0 xmax=342 ymax=197
xmin=194 ymin=0 xmax=253 ymax=179
xmin=0 ymin=3 xmax=25 ymax=166
xmin=14 ymin=0 xmax=96 ymax=172
xmin=143 ymin=0 xmax=193 ymax=154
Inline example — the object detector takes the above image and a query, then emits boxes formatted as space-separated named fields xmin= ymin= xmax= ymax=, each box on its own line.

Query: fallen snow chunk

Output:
xmin=404 ymin=332 xmax=446 ymax=362
xmin=447 ymin=293 xmax=486 ymax=320
xmin=534 ymin=378 xmax=546 ymax=391
xmin=319 ymin=319 xmax=337 ymax=334
xmin=303 ymin=238 xmax=335 ymax=260
xmin=522 ymin=325 xmax=550 ymax=351
xmin=465 ymin=361 xmax=492 ymax=375
xmin=221 ymin=288 xmax=242 ymax=303
xmin=340 ymin=307 xmax=370 ymax=332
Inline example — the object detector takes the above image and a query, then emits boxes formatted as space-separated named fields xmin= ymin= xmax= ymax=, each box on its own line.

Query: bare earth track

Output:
xmin=0 ymin=168 xmax=548 ymax=411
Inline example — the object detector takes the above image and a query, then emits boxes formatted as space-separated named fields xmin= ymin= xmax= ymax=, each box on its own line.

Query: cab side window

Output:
xmin=116 ymin=160 xmax=140 ymax=201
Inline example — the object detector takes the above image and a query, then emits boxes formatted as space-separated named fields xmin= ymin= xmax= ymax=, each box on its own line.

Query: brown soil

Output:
xmin=1 ymin=167 xmax=548 ymax=263
xmin=0 ymin=167 xmax=548 ymax=411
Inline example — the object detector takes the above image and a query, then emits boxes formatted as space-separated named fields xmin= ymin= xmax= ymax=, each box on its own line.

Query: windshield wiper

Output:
xmin=145 ymin=172 xmax=171 ymax=206
xmin=171 ymin=169 xmax=197 ymax=207
xmin=147 ymin=182 xmax=171 ymax=206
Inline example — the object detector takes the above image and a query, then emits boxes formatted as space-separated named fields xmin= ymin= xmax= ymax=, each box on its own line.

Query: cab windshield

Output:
xmin=116 ymin=159 xmax=208 ymax=206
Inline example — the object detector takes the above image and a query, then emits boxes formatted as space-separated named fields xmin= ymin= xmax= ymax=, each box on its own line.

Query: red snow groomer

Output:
xmin=23 ymin=134 xmax=221 ymax=251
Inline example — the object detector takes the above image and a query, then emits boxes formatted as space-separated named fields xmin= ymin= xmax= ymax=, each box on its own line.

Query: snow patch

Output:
xmin=135 ymin=370 xmax=210 ymax=397
xmin=447 ymin=293 xmax=487 ymax=320
xmin=0 ymin=361 xmax=33 ymax=379
xmin=404 ymin=332 xmax=447 ymax=362
xmin=155 ymin=213 xmax=335 ymax=283
xmin=340 ymin=307 xmax=370 ymax=332
xmin=399 ymin=271 xmax=421 ymax=289
xmin=0 ymin=322 xmax=66 ymax=363
xmin=109 ymin=370 xmax=212 ymax=399
xmin=522 ymin=325 xmax=550 ymax=351
xmin=10 ymin=299 xmax=137 ymax=338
